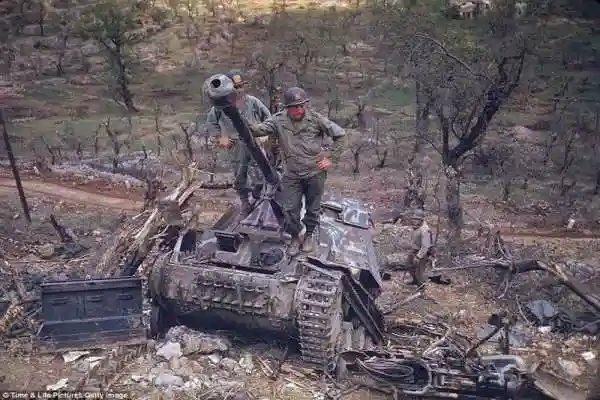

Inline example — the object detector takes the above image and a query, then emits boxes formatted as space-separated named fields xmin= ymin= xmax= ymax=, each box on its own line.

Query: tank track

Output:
xmin=296 ymin=267 xmax=344 ymax=371
xmin=295 ymin=262 xmax=385 ymax=371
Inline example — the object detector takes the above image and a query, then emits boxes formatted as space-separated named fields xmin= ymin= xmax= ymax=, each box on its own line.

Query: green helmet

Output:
xmin=226 ymin=69 xmax=246 ymax=87
xmin=412 ymin=209 xmax=425 ymax=220
xmin=283 ymin=87 xmax=310 ymax=107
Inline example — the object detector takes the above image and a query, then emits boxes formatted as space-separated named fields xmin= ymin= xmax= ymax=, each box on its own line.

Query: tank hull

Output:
xmin=149 ymin=255 xmax=300 ymax=337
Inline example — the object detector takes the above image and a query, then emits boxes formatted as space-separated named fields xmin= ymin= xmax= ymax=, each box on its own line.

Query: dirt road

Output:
xmin=0 ymin=177 xmax=598 ymax=240
xmin=0 ymin=178 xmax=143 ymax=211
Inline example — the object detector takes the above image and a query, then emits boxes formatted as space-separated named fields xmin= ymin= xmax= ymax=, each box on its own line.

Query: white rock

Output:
xmin=76 ymin=356 xmax=106 ymax=372
xmin=156 ymin=341 xmax=182 ymax=361
xmin=538 ymin=326 xmax=552 ymax=334
xmin=47 ymin=378 xmax=69 ymax=391
xmin=239 ymin=353 xmax=254 ymax=374
xmin=154 ymin=373 xmax=184 ymax=387
xmin=558 ymin=358 xmax=582 ymax=377
xmin=582 ymin=351 xmax=596 ymax=362
xmin=130 ymin=375 xmax=146 ymax=382
xmin=165 ymin=326 xmax=231 ymax=355
xmin=208 ymin=353 xmax=222 ymax=364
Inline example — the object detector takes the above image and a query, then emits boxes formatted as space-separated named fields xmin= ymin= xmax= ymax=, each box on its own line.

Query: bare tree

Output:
xmin=373 ymin=117 xmax=389 ymax=168
xmin=412 ymin=81 xmax=434 ymax=161
xmin=104 ymin=117 xmax=132 ymax=172
xmin=488 ymin=142 xmax=520 ymax=202
xmin=152 ymin=100 xmax=163 ymax=156
xmin=78 ymin=0 xmax=155 ymax=112
xmin=33 ymin=0 xmax=50 ymax=36
xmin=40 ymin=136 xmax=62 ymax=165
xmin=179 ymin=123 xmax=194 ymax=162
xmin=248 ymin=47 xmax=286 ymax=114
xmin=408 ymin=28 xmax=529 ymax=245
xmin=552 ymin=122 xmax=579 ymax=198
xmin=57 ymin=121 xmax=83 ymax=160
xmin=55 ymin=5 xmax=76 ymax=77
xmin=289 ymin=32 xmax=318 ymax=86
xmin=403 ymin=162 xmax=427 ymax=209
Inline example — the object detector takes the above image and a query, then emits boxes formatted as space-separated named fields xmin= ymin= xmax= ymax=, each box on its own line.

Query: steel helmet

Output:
xmin=412 ymin=209 xmax=425 ymax=220
xmin=283 ymin=87 xmax=310 ymax=107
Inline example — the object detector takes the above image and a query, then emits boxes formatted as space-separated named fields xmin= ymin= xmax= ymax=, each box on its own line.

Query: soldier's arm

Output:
xmin=247 ymin=117 xmax=278 ymax=138
xmin=415 ymin=229 xmax=432 ymax=260
xmin=318 ymin=116 xmax=346 ymax=164
xmin=205 ymin=107 xmax=221 ymax=137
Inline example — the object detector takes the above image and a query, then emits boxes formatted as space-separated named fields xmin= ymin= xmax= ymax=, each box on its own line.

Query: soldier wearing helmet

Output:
xmin=407 ymin=209 xmax=434 ymax=286
xmin=246 ymin=86 xmax=346 ymax=256
xmin=204 ymin=69 xmax=272 ymax=215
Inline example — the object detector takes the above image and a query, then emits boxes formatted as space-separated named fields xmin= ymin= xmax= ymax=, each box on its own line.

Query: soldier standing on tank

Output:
xmin=205 ymin=69 xmax=272 ymax=214
xmin=407 ymin=209 xmax=434 ymax=286
xmin=246 ymin=87 xmax=346 ymax=256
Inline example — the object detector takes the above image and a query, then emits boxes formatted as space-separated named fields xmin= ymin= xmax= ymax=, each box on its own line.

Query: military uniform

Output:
xmin=408 ymin=209 xmax=434 ymax=286
xmin=247 ymin=87 xmax=346 ymax=255
xmin=204 ymin=70 xmax=271 ymax=210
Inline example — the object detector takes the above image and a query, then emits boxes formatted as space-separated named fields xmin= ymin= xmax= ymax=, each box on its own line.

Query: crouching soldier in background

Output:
xmin=246 ymin=87 xmax=346 ymax=256
xmin=407 ymin=209 xmax=434 ymax=286
xmin=205 ymin=69 xmax=272 ymax=215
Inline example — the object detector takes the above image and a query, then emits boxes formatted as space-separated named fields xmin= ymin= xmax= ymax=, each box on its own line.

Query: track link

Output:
xmin=295 ymin=267 xmax=344 ymax=370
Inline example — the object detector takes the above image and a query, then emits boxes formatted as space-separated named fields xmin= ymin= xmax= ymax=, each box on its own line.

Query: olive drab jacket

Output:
xmin=204 ymin=94 xmax=271 ymax=161
xmin=247 ymin=109 xmax=346 ymax=179
xmin=411 ymin=221 xmax=434 ymax=259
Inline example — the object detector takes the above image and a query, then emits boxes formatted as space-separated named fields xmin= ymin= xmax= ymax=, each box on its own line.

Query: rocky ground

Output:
xmin=0 ymin=160 xmax=599 ymax=399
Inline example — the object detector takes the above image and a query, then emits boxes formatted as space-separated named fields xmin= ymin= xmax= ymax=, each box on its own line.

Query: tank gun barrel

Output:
xmin=203 ymin=74 xmax=280 ymax=187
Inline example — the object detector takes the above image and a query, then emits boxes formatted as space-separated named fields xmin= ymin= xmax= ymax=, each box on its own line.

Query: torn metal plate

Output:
xmin=36 ymin=277 xmax=146 ymax=352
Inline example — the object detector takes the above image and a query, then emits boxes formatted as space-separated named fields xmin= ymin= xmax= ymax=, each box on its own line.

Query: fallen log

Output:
xmin=0 ymin=264 xmax=35 ymax=338
xmin=93 ymin=162 xmax=232 ymax=278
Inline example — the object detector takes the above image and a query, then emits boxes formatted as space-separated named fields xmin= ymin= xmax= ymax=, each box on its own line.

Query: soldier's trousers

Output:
xmin=279 ymin=171 xmax=326 ymax=237
xmin=232 ymin=148 xmax=263 ymax=199
xmin=407 ymin=253 xmax=429 ymax=285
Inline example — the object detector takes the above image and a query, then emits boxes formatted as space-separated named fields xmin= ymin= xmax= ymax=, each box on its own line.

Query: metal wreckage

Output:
xmin=17 ymin=74 xmax=586 ymax=399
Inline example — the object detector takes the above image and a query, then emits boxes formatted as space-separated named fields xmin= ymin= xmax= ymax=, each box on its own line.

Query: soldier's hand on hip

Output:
xmin=217 ymin=135 xmax=234 ymax=149
xmin=256 ymin=136 xmax=269 ymax=145
xmin=317 ymin=157 xmax=332 ymax=171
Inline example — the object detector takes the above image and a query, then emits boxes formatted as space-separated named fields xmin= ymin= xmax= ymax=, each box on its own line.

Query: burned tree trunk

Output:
xmin=445 ymin=167 xmax=463 ymax=251
xmin=0 ymin=109 xmax=31 ymax=223
xmin=179 ymin=123 xmax=194 ymax=162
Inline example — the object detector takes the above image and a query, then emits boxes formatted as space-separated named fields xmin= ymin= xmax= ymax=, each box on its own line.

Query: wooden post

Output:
xmin=0 ymin=109 xmax=31 ymax=223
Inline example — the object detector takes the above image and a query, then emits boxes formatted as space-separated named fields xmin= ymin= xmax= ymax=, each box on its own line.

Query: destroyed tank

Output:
xmin=147 ymin=74 xmax=385 ymax=370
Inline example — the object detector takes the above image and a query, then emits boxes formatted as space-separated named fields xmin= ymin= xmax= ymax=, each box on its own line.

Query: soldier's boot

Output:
xmin=288 ymin=236 xmax=302 ymax=257
xmin=301 ymin=234 xmax=315 ymax=253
